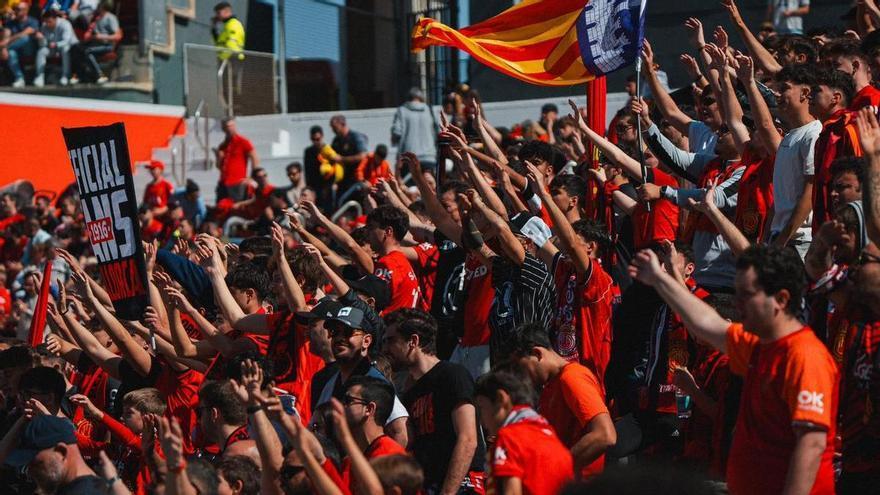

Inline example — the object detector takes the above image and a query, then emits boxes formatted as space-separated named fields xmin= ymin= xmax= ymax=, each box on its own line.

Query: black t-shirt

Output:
xmin=430 ymin=231 xmax=466 ymax=357
xmin=303 ymin=144 xmax=323 ymax=189
xmin=402 ymin=361 xmax=485 ymax=486
xmin=331 ymin=131 xmax=367 ymax=187
xmin=57 ymin=475 xmax=110 ymax=495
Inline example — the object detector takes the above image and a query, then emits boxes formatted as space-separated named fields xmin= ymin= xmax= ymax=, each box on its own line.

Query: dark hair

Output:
xmin=474 ymin=367 xmax=536 ymax=406
xmin=286 ymin=162 xmax=302 ymax=174
xmin=572 ymin=219 xmax=611 ymax=247
xmin=288 ymin=245 xmax=324 ymax=294
xmin=0 ymin=346 xmax=36 ymax=370
xmin=187 ymin=459 xmax=220 ymax=494
xmin=213 ymin=1 xmax=231 ymax=11
xmin=806 ymin=26 xmax=843 ymax=39
xmin=239 ymin=236 xmax=273 ymax=259
xmin=366 ymin=204 xmax=409 ymax=242
xmin=345 ymin=375 xmax=395 ymax=425
xmin=549 ymin=174 xmax=587 ymax=201
xmin=225 ymin=351 xmax=274 ymax=389
xmin=779 ymin=35 xmax=819 ymax=64
xmin=351 ymin=226 xmax=370 ymax=247
xmin=409 ymin=200 xmax=426 ymax=217
xmin=309 ymin=125 xmax=324 ymax=136
xmin=861 ymin=29 xmax=880 ymax=57
xmin=822 ymin=39 xmax=867 ymax=63
xmin=775 ymin=64 xmax=816 ymax=86
xmin=371 ymin=455 xmax=424 ymax=495
xmin=517 ymin=140 xmax=555 ymax=166
xmin=219 ymin=456 xmax=260 ymax=494
xmin=19 ymin=366 xmax=65 ymax=407
xmin=225 ymin=262 xmax=272 ymax=301
xmin=674 ymin=240 xmax=695 ymax=265
xmin=563 ymin=463 xmax=718 ymax=495
xmin=830 ymin=156 xmax=865 ymax=183
xmin=736 ymin=245 xmax=805 ymax=315
xmin=438 ymin=180 xmax=469 ymax=197
xmin=198 ymin=380 xmax=247 ymax=426
xmin=813 ymin=68 xmax=856 ymax=105
xmin=501 ymin=322 xmax=553 ymax=358
xmin=384 ymin=308 xmax=437 ymax=354
xmin=375 ymin=144 xmax=388 ymax=160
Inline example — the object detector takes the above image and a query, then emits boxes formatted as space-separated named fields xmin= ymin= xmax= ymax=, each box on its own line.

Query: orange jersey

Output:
xmin=849 ymin=84 xmax=880 ymax=112
xmin=538 ymin=363 xmax=609 ymax=479
xmin=143 ymin=178 xmax=174 ymax=208
xmin=462 ymin=254 xmax=493 ymax=346
xmin=551 ymin=253 xmax=615 ymax=382
xmin=374 ymin=250 xmax=422 ymax=313
xmin=412 ymin=243 xmax=440 ymax=311
xmin=725 ymin=324 xmax=838 ymax=495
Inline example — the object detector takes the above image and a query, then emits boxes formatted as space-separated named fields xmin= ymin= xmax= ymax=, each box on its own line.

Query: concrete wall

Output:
xmin=152 ymin=0 xmax=250 ymax=106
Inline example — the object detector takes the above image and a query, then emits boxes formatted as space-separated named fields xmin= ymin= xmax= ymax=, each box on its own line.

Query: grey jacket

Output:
xmin=391 ymin=101 xmax=438 ymax=164
xmin=39 ymin=17 xmax=78 ymax=51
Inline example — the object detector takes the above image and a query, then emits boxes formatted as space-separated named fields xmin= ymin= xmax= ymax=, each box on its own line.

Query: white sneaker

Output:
xmin=97 ymin=76 xmax=108 ymax=84
xmin=11 ymin=78 xmax=24 ymax=88
xmin=59 ymin=77 xmax=68 ymax=86
xmin=33 ymin=75 xmax=44 ymax=87
xmin=69 ymin=76 xmax=79 ymax=85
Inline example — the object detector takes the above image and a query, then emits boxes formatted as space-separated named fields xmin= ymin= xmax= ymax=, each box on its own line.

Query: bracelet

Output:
xmin=246 ymin=404 xmax=262 ymax=415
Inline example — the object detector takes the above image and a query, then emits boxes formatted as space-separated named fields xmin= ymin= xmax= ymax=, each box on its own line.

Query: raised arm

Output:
xmin=688 ymin=184 xmax=752 ymax=257
xmin=642 ymin=40 xmax=693 ymax=135
xmin=719 ymin=54 xmax=751 ymax=154
xmin=271 ymin=222 xmax=308 ymax=312
xmin=629 ymin=249 xmax=731 ymax=352
xmin=722 ymin=0 xmax=783 ymax=75
xmin=405 ymin=152 xmax=464 ymax=245
xmin=569 ymin=99 xmax=645 ymax=182
xmin=856 ymin=107 xmax=880 ymax=245
xmin=286 ymin=210 xmax=349 ymax=270
xmin=304 ymin=243 xmax=350 ymax=297
xmin=303 ymin=200 xmax=375 ymax=274
xmin=466 ymin=190 xmax=525 ymax=265
xmin=56 ymin=248 xmax=113 ymax=309
xmin=330 ymin=400 xmax=384 ymax=495
xmin=735 ymin=54 xmax=782 ymax=154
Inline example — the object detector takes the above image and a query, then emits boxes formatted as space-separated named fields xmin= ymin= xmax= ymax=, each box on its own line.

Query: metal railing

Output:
xmin=183 ymin=43 xmax=279 ymax=119
xmin=192 ymin=99 xmax=213 ymax=170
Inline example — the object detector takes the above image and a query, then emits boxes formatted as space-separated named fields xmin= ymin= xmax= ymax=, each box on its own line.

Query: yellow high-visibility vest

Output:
xmin=215 ymin=17 xmax=245 ymax=60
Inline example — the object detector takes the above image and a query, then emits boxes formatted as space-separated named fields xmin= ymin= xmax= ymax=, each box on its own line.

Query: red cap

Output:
xmin=146 ymin=160 xmax=165 ymax=171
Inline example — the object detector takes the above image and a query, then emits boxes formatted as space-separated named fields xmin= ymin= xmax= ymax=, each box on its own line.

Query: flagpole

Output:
xmin=635 ymin=56 xmax=650 ymax=212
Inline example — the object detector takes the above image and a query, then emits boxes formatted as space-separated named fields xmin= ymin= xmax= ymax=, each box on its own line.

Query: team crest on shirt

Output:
xmin=494 ymin=446 xmax=508 ymax=465
xmin=797 ymin=390 xmax=825 ymax=414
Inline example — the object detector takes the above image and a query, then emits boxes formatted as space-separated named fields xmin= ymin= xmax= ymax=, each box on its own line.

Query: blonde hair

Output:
xmin=122 ymin=388 xmax=166 ymax=415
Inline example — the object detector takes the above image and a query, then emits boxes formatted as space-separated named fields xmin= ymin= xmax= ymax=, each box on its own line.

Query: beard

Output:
xmin=31 ymin=460 xmax=64 ymax=494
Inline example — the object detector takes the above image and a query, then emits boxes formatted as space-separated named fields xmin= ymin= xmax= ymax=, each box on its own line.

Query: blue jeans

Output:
xmin=36 ymin=45 xmax=72 ymax=79
xmin=7 ymin=36 xmax=36 ymax=81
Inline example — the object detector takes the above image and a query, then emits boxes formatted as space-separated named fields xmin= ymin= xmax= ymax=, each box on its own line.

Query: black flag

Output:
xmin=62 ymin=123 xmax=149 ymax=320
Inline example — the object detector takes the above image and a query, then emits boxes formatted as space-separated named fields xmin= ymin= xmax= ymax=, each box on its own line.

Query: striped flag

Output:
xmin=411 ymin=0 xmax=647 ymax=86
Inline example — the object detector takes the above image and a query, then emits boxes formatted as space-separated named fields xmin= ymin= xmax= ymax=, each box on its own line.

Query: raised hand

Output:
xmin=641 ymin=39 xmax=655 ymax=70
xmin=143 ymin=305 xmax=166 ymax=331
xmin=587 ymin=167 xmax=608 ymax=184
xmin=704 ymin=43 xmax=727 ymax=71
xmin=163 ymin=286 xmax=195 ymax=314
xmin=270 ymin=221 xmax=286 ymax=262
xmin=628 ymin=248 xmax=667 ymax=287
xmin=856 ymin=106 xmax=880 ymax=158
xmin=680 ymin=54 xmax=702 ymax=81
xmin=45 ymin=333 xmax=63 ymax=355
xmin=54 ymin=248 xmax=83 ymax=275
xmin=568 ymin=98 xmax=586 ymax=129
xmin=400 ymin=152 xmax=423 ymax=178
xmin=23 ymin=398 xmax=50 ymax=420
xmin=713 ymin=25 xmax=729 ymax=51
xmin=158 ymin=416 xmax=185 ymax=472
xmin=70 ymin=269 xmax=94 ymax=300
xmin=721 ymin=0 xmax=743 ymax=23
xmin=630 ymin=97 xmax=651 ymax=127
xmin=816 ymin=220 xmax=849 ymax=248
xmin=687 ymin=178 xmax=719 ymax=214
xmin=684 ymin=17 xmax=706 ymax=48
xmin=524 ymin=161 xmax=547 ymax=196
xmin=733 ymin=54 xmax=754 ymax=84
xmin=69 ymin=394 xmax=103 ymax=420
xmin=143 ymin=240 xmax=157 ymax=275
xmin=230 ymin=359 xmax=266 ymax=405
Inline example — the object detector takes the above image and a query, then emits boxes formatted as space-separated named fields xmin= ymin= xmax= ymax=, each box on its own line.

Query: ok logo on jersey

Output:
xmin=796 ymin=390 xmax=825 ymax=414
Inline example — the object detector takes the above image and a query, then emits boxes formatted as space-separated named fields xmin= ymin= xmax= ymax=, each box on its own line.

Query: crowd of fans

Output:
xmin=2 ymin=0 xmax=880 ymax=494
xmin=0 ymin=0 xmax=123 ymax=87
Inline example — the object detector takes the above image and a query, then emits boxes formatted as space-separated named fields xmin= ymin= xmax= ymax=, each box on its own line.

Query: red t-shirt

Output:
xmin=219 ymin=134 xmax=255 ymax=186
xmin=266 ymin=311 xmax=325 ymax=423
xmin=631 ymin=168 xmax=679 ymax=249
xmin=725 ymin=324 xmax=837 ymax=495
xmin=488 ymin=406 xmax=574 ymax=495
xmin=734 ymin=148 xmax=775 ymax=242
xmin=143 ymin=179 xmax=174 ymax=208
xmin=538 ymin=363 xmax=609 ymax=478
xmin=462 ymin=254 xmax=493 ymax=346
xmin=374 ymin=250 xmax=422 ymax=313
xmin=848 ymin=84 xmax=880 ymax=112
xmin=551 ymin=253 xmax=614 ymax=383
xmin=811 ymin=110 xmax=862 ymax=233
xmin=155 ymin=365 xmax=204 ymax=455
xmin=341 ymin=435 xmax=407 ymax=491
xmin=413 ymin=243 xmax=440 ymax=312
xmin=0 ymin=286 xmax=10 ymax=315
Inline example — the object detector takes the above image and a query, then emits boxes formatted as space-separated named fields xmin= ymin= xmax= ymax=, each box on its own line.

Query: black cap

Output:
xmin=6 ymin=416 xmax=76 ymax=467
xmin=296 ymin=297 xmax=343 ymax=323
xmin=346 ymin=274 xmax=391 ymax=312
xmin=541 ymin=103 xmax=558 ymax=114
xmin=185 ymin=179 xmax=200 ymax=194
xmin=326 ymin=306 xmax=368 ymax=331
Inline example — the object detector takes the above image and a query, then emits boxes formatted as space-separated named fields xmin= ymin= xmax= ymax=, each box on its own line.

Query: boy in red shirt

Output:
xmin=630 ymin=245 xmax=838 ymax=495
xmin=217 ymin=117 xmax=259 ymax=201
xmin=366 ymin=204 xmax=423 ymax=313
xmin=475 ymin=368 xmax=574 ymax=495
xmin=503 ymin=323 xmax=616 ymax=479
xmin=142 ymin=160 xmax=174 ymax=215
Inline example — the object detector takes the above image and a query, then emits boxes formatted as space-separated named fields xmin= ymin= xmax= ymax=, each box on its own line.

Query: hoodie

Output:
xmin=390 ymin=100 xmax=438 ymax=164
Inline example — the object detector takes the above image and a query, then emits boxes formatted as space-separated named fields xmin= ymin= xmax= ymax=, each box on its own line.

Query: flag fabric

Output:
xmin=411 ymin=0 xmax=647 ymax=86
xmin=27 ymin=260 xmax=53 ymax=348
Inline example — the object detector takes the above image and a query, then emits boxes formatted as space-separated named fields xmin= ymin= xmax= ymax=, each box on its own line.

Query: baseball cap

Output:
xmin=346 ymin=274 xmax=391 ymax=312
xmin=6 ymin=416 xmax=76 ymax=467
xmin=326 ymin=306 xmax=368 ymax=331
xmin=146 ymin=160 xmax=165 ymax=171
xmin=508 ymin=212 xmax=552 ymax=248
xmin=296 ymin=296 xmax=343 ymax=323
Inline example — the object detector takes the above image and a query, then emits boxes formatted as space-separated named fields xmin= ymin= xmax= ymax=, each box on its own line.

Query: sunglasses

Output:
xmin=342 ymin=394 xmax=371 ymax=407
xmin=328 ymin=325 xmax=365 ymax=339
xmin=615 ymin=124 xmax=634 ymax=132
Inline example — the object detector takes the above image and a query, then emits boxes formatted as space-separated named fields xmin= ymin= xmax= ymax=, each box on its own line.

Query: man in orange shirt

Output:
xmin=821 ymin=39 xmax=880 ymax=112
xmin=630 ymin=245 xmax=838 ymax=495
xmin=355 ymin=144 xmax=392 ymax=187
xmin=366 ymin=205 xmax=423 ymax=313
xmin=503 ymin=323 xmax=616 ymax=479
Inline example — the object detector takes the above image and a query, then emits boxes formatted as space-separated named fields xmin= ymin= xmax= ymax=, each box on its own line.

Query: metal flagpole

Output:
xmin=635 ymin=56 xmax=650 ymax=212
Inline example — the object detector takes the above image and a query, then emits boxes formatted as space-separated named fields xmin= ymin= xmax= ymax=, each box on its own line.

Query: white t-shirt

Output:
xmin=770 ymin=119 xmax=822 ymax=242
xmin=688 ymin=120 xmax=718 ymax=154
xmin=770 ymin=0 xmax=809 ymax=34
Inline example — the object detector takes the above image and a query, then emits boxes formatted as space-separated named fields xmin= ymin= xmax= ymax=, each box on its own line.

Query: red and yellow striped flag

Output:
xmin=412 ymin=0 xmax=646 ymax=87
